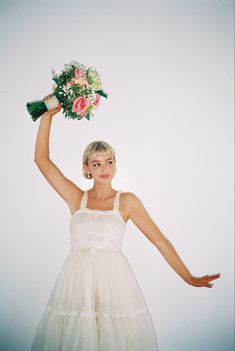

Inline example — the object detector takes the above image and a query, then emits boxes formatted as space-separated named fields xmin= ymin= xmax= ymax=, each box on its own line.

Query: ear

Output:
xmin=83 ymin=164 xmax=90 ymax=175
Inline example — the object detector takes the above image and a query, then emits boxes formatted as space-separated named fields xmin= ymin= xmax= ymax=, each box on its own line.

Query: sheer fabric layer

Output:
xmin=31 ymin=190 xmax=158 ymax=350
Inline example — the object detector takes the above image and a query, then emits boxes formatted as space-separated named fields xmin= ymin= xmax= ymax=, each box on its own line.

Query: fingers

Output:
xmin=203 ymin=273 xmax=221 ymax=280
xmin=199 ymin=278 xmax=212 ymax=288
xmin=43 ymin=103 xmax=63 ymax=118
xmin=212 ymin=272 xmax=221 ymax=280
xmin=56 ymin=103 xmax=63 ymax=111
xmin=49 ymin=103 xmax=62 ymax=115
xmin=206 ymin=273 xmax=221 ymax=283
xmin=43 ymin=94 xmax=53 ymax=101
xmin=190 ymin=272 xmax=221 ymax=288
xmin=54 ymin=103 xmax=62 ymax=110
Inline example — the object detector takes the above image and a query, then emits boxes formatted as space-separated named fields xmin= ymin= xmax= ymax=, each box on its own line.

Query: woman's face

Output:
xmin=85 ymin=151 xmax=116 ymax=183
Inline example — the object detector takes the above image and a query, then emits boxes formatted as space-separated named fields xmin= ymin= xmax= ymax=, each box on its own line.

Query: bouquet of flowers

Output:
xmin=26 ymin=61 xmax=108 ymax=121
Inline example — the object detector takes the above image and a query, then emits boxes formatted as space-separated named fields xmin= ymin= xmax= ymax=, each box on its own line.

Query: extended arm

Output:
xmin=124 ymin=192 xmax=221 ymax=288
xmin=34 ymin=103 xmax=83 ymax=213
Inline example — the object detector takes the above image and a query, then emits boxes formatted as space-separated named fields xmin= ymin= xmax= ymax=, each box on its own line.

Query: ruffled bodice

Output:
xmin=69 ymin=190 xmax=126 ymax=252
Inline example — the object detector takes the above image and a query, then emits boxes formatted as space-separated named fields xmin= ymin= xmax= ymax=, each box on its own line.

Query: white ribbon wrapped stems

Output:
xmin=44 ymin=95 xmax=60 ymax=110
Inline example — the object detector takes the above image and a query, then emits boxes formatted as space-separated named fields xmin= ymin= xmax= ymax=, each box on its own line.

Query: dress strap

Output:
xmin=80 ymin=190 xmax=88 ymax=209
xmin=113 ymin=190 xmax=122 ymax=211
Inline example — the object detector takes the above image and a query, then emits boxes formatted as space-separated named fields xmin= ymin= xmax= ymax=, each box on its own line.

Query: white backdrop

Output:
xmin=0 ymin=1 xmax=234 ymax=350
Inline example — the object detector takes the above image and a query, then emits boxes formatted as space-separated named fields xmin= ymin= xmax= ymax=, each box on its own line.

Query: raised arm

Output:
xmin=123 ymin=192 xmax=221 ymax=288
xmin=34 ymin=103 xmax=83 ymax=214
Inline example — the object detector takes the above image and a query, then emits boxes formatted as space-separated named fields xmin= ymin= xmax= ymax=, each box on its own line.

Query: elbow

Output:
xmin=34 ymin=157 xmax=40 ymax=164
xmin=34 ymin=159 xmax=41 ymax=169
xmin=34 ymin=156 xmax=49 ymax=165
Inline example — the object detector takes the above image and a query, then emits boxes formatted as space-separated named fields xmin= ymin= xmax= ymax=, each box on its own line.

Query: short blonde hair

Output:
xmin=82 ymin=140 xmax=116 ymax=179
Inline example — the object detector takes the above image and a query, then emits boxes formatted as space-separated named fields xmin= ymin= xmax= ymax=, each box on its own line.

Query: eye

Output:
xmin=107 ymin=161 xmax=113 ymax=164
xmin=93 ymin=163 xmax=100 ymax=167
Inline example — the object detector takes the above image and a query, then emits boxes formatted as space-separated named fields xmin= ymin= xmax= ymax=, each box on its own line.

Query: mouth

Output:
xmin=99 ymin=175 xmax=110 ymax=178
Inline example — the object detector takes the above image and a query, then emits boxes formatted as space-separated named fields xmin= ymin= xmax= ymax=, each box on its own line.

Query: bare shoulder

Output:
xmin=120 ymin=191 xmax=142 ymax=205
xmin=121 ymin=191 xmax=166 ymax=248
xmin=120 ymin=191 xmax=144 ymax=216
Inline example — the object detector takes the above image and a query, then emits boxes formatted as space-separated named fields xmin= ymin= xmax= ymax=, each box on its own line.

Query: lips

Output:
xmin=100 ymin=175 xmax=110 ymax=178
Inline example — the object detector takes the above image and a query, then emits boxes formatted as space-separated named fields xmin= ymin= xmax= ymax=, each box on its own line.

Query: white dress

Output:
xmin=30 ymin=190 xmax=159 ymax=351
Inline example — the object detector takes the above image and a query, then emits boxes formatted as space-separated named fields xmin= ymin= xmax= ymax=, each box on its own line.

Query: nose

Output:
xmin=100 ymin=164 xmax=108 ymax=172
xmin=100 ymin=163 xmax=111 ymax=174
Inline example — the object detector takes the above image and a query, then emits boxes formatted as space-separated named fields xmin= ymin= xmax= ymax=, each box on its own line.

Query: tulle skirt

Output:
xmin=30 ymin=248 xmax=159 ymax=351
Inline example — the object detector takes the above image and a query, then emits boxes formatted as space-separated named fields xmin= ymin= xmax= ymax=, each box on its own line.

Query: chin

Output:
xmin=97 ymin=176 xmax=113 ymax=183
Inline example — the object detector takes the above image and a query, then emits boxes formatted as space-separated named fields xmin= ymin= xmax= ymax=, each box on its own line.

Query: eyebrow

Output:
xmin=91 ymin=157 xmax=113 ymax=164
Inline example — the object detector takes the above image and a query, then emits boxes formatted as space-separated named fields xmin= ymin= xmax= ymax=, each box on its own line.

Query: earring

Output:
xmin=87 ymin=172 xmax=92 ymax=179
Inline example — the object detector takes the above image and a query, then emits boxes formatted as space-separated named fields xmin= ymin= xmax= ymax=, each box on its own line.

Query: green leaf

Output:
xmin=85 ymin=113 xmax=90 ymax=120
xmin=96 ymin=89 xmax=108 ymax=98
xmin=52 ymin=77 xmax=60 ymax=85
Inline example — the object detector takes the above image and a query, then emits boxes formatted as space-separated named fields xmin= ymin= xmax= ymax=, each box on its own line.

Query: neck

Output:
xmin=88 ymin=182 xmax=115 ymax=200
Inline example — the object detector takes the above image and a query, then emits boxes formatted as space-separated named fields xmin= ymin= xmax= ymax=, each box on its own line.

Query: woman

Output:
xmin=31 ymin=103 xmax=221 ymax=351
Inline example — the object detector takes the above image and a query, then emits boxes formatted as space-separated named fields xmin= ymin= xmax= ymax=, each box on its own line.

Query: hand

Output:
xmin=44 ymin=103 xmax=63 ymax=118
xmin=187 ymin=272 xmax=221 ymax=288
xmin=42 ymin=94 xmax=63 ymax=118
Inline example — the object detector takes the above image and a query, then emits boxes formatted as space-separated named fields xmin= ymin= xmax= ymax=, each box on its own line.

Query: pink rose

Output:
xmin=66 ymin=80 xmax=74 ymax=89
xmin=93 ymin=94 xmax=101 ymax=108
xmin=72 ymin=96 xmax=89 ymax=116
xmin=74 ymin=68 xmax=85 ymax=79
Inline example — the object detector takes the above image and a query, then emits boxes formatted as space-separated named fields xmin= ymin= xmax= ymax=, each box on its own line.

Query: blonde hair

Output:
xmin=82 ymin=140 xmax=116 ymax=179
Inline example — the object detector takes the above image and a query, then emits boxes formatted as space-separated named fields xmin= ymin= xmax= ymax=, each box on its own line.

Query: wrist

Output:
xmin=183 ymin=274 xmax=194 ymax=285
xmin=42 ymin=111 xmax=53 ymax=119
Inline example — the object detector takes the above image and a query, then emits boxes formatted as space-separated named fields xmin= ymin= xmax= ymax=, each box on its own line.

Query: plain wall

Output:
xmin=0 ymin=0 xmax=234 ymax=350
